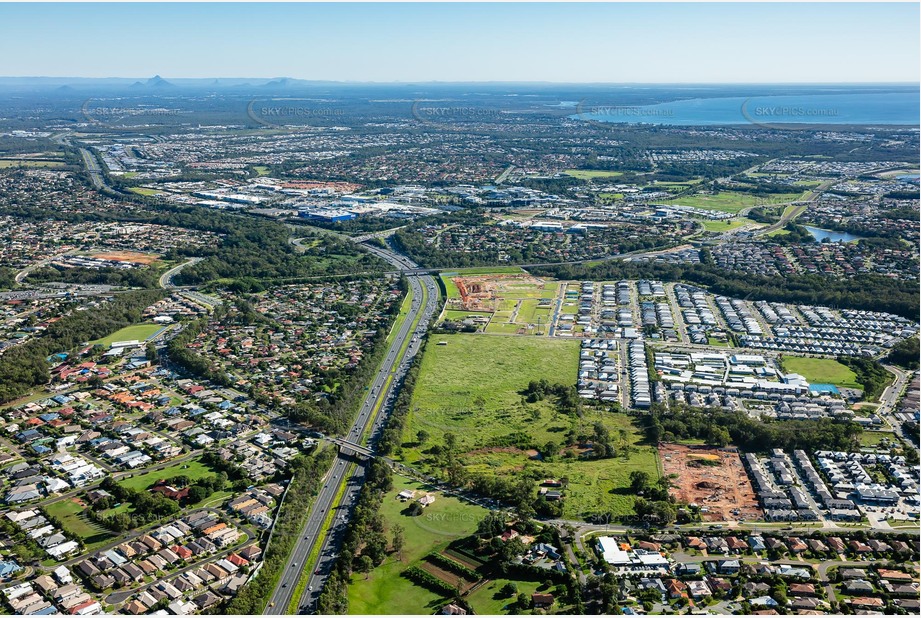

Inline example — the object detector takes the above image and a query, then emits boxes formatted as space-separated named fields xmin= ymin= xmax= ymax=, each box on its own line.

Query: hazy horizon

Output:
xmin=1 ymin=77 xmax=920 ymax=85
xmin=0 ymin=3 xmax=918 ymax=83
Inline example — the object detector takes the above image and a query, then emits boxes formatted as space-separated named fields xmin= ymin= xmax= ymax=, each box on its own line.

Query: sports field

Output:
xmin=89 ymin=251 xmax=159 ymax=265
xmin=780 ymin=357 xmax=861 ymax=389
xmin=564 ymin=169 xmax=623 ymax=180
xmin=90 ymin=323 xmax=164 ymax=346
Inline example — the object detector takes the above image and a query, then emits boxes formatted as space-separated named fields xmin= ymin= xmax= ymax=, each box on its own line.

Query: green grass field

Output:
xmin=347 ymin=478 xmax=486 ymax=615
xmin=697 ymin=217 xmax=759 ymax=232
xmin=127 ymin=187 xmax=161 ymax=196
xmin=0 ymin=159 xmax=65 ymax=168
xmin=765 ymin=228 xmax=791 ymax=237
xmin=564 ymin=169 xmax=623 ymax=180
xmin=45 ymin=498 xmax=117 ymax=550
xmin=666 ymin=191 xmax=801 ymax=214
xmin=442 ymin=310 xmax=491 ymax=323
xmin=858 ymin=431 xmax=892 ymax=449
xmin=484 ymin=321 xmax=526 ymax=334
xmin=465 ymin=578 xmax=542 ymax=615
xmin=400 ymin=334 xmax=659 ymax=518
xmin=780 ymin=357 xmax=861 ymax=389
xmin=254 ymin=166 xmax=271 ymax=176
xmin=118 ymin=459 xmax=216 ymax=492
xmin=91 ymin=323 xmax=164 ymax=346
xmin=440 ymin=275 xmax=461 ymax=300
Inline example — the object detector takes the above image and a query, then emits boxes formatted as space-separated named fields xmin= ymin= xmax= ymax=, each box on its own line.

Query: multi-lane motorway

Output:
xmin=264 ymin=242 xmax=438 ymax=614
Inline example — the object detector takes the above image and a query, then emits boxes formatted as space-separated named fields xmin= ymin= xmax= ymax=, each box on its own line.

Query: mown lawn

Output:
xmin=442 ymin=266 xmax=525 ymax=275
xmin=465 ymin=578 xmax=544 ymax=615
xmin=0 ymin=159 xmax=65 ymax=168
xmin=45 ymin=498 xmax=117 ymax=549
xmin=127 ymin=187 xmax=161 ymax=196
xmin=401 ymin=334 xmax=580 ymax=455
xmin=90 ymin=323 xmax=164 ymax=346
xmin=780 ymin=357 xmax=861 ymax=389
xmin=118 ymin=459 xmax=216 ymax=492
xmin=440 ymin=274 xmax=461 ymax=299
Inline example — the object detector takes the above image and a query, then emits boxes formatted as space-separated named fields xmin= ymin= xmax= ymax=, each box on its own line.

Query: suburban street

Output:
xmin=264 ymin=241 xmax=439 ymax=615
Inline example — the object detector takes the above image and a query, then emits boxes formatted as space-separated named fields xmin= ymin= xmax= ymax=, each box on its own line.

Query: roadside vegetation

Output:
xmin=222 ymin=448 xmax=334 ymax=614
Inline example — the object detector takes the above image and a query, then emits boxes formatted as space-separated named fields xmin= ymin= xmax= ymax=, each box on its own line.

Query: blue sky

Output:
xmin=0 ymin=2 xmax=918 ymax=82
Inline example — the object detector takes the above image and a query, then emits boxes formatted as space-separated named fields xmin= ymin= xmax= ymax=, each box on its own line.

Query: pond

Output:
xmin=802 ymin=225 xmax=865 ymax=243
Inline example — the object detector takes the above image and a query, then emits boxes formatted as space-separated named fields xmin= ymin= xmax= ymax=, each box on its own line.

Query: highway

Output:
xmin=264 ymin=241 xmax=439 ymax=615
xmin=158 ymin=257 xmax=203 ymax=289
xmin=79 ymin=147 xmax=105 ymax=190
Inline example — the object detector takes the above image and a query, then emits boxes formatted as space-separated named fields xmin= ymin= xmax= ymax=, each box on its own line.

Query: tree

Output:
xmin=416 ymin=429 xmax=429 ymax=445
xmin=630 ymin=470 xmax=651 ymax=493
xmin=12 ymin=544 xmax=34 ymax=563
xmin=710 ymin=426 xmax=730 ymax=447
xmin=406 ymin=502 xmax=423 ymax=517
xmin=517 ymin=593 xmax=531 ymax=610
xmin=499 ymin=582 xmax=518 ymax=598
xmin=186 ymin=485 xmax=210 ymax=505
xmin=500 ymin=537 xmax=527 ymax=563
xmin=145 ymin=341 xmax=158 ymax=363
xmin=356 ymin=555 xmax=374 ymax=579
xmin=391 ymin=524 xmax=405 ymax=560
xmin=477 ymin=511 xmax=506 ymax=538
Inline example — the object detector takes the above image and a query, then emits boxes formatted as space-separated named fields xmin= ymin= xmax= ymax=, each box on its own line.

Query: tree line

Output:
xmin=642 ymin=405 xmax=863 ymax=453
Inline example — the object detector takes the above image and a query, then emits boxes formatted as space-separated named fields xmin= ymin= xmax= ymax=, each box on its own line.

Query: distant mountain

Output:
xmin=263 ymin=77 xmax=291 ymax=89
xmin=147 ymin=75 xmax=174 ymax=88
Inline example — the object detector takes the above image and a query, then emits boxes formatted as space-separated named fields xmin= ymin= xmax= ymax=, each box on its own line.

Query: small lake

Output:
xmin=802 ymin=225 xmax=864 ymax=243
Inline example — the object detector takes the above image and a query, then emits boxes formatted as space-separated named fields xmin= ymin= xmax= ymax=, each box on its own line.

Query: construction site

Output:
xmin=445 ymin=273 xmax=558 ymax=335
xmin=659 ymin=443 xmax=763 ymax=522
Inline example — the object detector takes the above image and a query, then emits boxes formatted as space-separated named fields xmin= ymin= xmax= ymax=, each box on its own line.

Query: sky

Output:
xmin=0 ymin=2 xmax=918 ymax=83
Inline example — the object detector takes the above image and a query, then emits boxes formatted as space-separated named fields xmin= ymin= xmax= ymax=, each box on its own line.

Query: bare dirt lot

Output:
xmin=90 ymin=251 xmax=159 ymax=265
xmin=659 ymin=443 xmax=762 ymax=522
